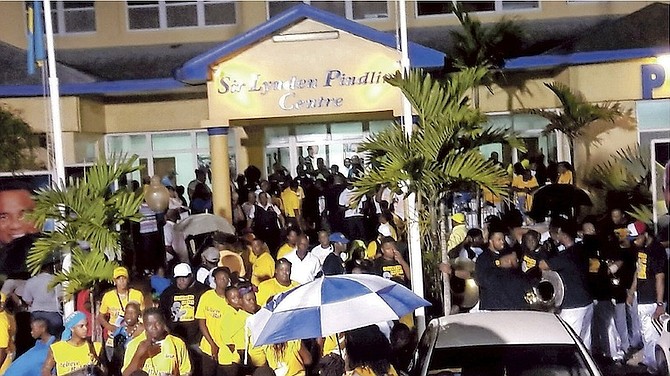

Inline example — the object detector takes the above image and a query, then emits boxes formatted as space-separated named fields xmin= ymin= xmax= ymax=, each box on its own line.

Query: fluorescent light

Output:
xmin=272 ymin=31 xmax=339 ymax=43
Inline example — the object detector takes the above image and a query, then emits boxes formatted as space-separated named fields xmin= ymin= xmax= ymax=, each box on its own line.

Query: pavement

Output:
xmin=596 ymin=349 xmax=652 ymax=375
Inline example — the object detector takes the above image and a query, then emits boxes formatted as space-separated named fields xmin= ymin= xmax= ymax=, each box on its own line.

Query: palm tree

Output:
xmin=355 ymin=67 xmax=523 ymax=315
xmin=522 ymin=82 xmax=629 ymax=168
xmin=448 ymin=4 xmax=526 ymax=108
xmin=26 ymin=154 xmax=145 ymax=296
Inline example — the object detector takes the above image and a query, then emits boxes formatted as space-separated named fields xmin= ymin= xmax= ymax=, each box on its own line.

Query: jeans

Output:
xmin=592 ymin=300 xmax=623 ymax=359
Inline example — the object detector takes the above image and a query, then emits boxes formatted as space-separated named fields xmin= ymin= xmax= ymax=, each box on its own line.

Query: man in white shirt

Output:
xmin=338 ymin=180 xmax=367 ymax=241
xmin=284 ymin=235 xmax=322 ymax=285
xmin=310 ymin=230 xmax=333 ymax=265
xmin=195 ymin=247 xmax=220 ymax=289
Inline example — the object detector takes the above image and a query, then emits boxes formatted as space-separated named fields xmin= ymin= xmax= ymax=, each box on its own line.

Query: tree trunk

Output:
xmin=439 ymin=200 xmax=451 ymax=315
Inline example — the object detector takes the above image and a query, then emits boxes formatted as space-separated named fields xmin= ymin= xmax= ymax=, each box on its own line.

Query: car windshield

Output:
xmin=427 ymin=344 xmax=593 ymax=376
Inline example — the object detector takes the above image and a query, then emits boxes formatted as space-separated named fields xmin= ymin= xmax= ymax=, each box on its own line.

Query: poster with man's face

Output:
xmin=0 ymin=175 xmax=47 ymax=278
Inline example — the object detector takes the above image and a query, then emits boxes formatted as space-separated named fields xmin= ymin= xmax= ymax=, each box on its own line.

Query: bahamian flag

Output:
xmin=26 ymin=0 xmax=46 ymax=75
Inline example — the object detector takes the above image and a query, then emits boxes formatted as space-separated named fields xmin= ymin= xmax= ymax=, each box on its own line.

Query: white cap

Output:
xmin=378 ymin=224 xmax=392 ymax=237
xmin=173 ymin=263 xmax=192 ymax=278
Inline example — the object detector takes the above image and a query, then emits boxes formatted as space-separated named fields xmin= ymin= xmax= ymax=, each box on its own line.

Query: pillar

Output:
xmin=208 ymin=126 xmax=232 ymax=222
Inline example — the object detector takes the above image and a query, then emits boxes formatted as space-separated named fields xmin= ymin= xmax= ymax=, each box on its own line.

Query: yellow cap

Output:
xmin=452 ymin=213 xmax=466 ymax=224
xmin=113 ymin=266 xmax=129 ymax=279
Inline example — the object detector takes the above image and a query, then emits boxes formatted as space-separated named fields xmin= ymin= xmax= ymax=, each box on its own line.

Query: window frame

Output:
xmin=266 ymin=1 xmax=389 ymax=21
xmin=125 ymin=0 xmax=237 ymax=31
xmin=49 ymin=1 xmax=96 ymax=35
xmin=415 ymin=0 xmax=541 ymax=18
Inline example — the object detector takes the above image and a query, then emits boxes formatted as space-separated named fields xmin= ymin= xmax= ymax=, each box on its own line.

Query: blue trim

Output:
xmin=0 ymin=78 xmax=186 ymax=98
xmin=207 ymin=127 xmax=229 ymax=136
xmin=505 ymin=47 xmax=670 ymax=71
xmin=175 ymin=4 xmax=445 ymax=84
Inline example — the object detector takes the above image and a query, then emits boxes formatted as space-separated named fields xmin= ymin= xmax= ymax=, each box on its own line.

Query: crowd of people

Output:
xmin=1 ymin=151 xmax=668 ymax=376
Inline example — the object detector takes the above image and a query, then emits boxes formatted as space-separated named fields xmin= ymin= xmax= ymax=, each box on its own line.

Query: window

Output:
xmin=268 ymin=1 xmax=388 ymax=20
xmin=50 ymin=1 xmax=95 ymax=34
xmin=127 ymin=0 xmax=236 ymax=30
xmin=416 ymin=0 xmax=538 ymax=16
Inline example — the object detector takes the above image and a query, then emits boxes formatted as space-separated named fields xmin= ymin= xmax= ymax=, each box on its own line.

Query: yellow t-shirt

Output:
xmin=281 ymin=188 xmax=301 ymax=218
xmin=0 ymin=311 xmax=15 ymax=374
xmin=99 ymin=288 xmax=146 ymax=326
xmin=557 ymin=170 xmax=573 ymax=184
xmin=256 ymin=278 xmax=300 ymax=306
xmin=264 ymin=340 xmax=306 ymax=376
xmin=222 ymin=308 xmax=250 ymax=351
xmin=50 ymin=340 xmax=103 ymax=376
xmin=512 ymin=175 xmax=539 ymax=211
xmin=252 ymin=252 xmax=276 ymax=286
xmin=122 ymin=332 xmax=191 ymax=376
xmin=349 ymin=365 xmax=398 ymax=376
xmin=195 ymin=290 xmax=240 ymax=365
xmin=277 ymin=244 xmax=295 ymax=260
xmin=246 ymin=316 xmax=267 ymax=367
xmin=321 ymin=334 xmax=345 ymax=357
xmin=365 ymin=241 xmax=378 ymax=260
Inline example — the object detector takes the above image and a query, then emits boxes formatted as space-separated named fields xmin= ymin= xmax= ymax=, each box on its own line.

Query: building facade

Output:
xmin=0 ymin=1 xmax=668 ymax=220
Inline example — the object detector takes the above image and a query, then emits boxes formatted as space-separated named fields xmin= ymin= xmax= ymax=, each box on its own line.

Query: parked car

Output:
xmin=654 ymin=313 xmax=670 ymax=376
xmin=409 ymin=311 xmax=601 ymax=376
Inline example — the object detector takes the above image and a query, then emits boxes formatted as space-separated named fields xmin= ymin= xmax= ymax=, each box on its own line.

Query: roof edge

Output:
xmin=505 ymin=47 xmax=670 ymax=71
xmin=0 ymin=78 xmax=186 ymax=98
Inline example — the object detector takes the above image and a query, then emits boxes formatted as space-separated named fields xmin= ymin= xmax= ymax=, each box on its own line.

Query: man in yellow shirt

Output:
xmin=447 ymin=213 xmax=468 ymax=256
xmin=277 ymin=228 xmax=300 ymax=260
xmin=42 ymin=311 xmax=104 ymax=376
xmin=195 ymin=267 xmax=240 ymax=376
xmin=251 ymin=239 xmax=276 ymax=287
xmin=257 ymin=259 xmax=300 ymax=306
xmin=281 ymin=180 xmax=302 ymax=229
xmin=0 ymin=292 xmax=15 ymax=374
xmin=122 ymin=307 xmax=191 ymax=376
xmin=97 ymin=266 xmax=145 ymax=361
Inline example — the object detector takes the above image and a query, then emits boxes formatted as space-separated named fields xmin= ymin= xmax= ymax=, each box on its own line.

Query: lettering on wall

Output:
xmin=216 ymin=69 xmax=388 ymax=111
xmin=642 ymin=63 xmax=670 ymax=100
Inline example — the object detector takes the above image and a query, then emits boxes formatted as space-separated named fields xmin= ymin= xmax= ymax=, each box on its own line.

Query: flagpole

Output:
xmin=398 ymin=0 xmax=426 ymax=335
xmin=42 ymin=0 xmax=66 ymax=187
xmin=42 ymin=0 xmax=72 ymax=317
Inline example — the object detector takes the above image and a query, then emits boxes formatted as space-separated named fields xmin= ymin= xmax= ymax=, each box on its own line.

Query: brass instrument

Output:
xmin=524 ymin=270 xmax=565 ymax=312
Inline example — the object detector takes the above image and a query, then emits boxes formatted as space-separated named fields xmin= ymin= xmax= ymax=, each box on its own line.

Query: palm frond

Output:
xmin=50 ymin=248 xmax=118 ymax=297
xmin=626 ymin=205 xmax=654 ymax=225
xmin=27 ymin=154 xmax=144 ymax=285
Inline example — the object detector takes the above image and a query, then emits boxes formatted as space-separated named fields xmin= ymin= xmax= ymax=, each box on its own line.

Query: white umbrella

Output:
xmin=173 ymin=213 xmax=235 ymax=237
xmin=248 ymin=274 xmax=430 ymax=346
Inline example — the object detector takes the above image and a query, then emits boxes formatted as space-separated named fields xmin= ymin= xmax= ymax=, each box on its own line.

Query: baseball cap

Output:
xmin=378 ymin=225 xmax=392 ymax=237
xmin=627 ymin=221 xmax=647 ymax=237
xmin=113 ymin=266 xmax=129 ymax=279
xmin=329 ymin=232 xmax=350 ymax=244
xmin=173 ymin=263 xmax=192 ymax=278
xmin=452 ymin=213 xmax=466 ymax=224
xmin=202 ymin=247 xmax=220 ymax=263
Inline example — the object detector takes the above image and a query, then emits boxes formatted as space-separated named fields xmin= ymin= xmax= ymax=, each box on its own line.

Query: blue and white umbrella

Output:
xmin=248 ymin=274 xmax=430 ymax=346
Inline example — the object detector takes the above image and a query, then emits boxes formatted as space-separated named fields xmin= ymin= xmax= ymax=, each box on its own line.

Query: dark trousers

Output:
xmin=201 ymin=354 xmax=240 ymax=376
xmin=344 ymin=216 xmax=366 ymax=242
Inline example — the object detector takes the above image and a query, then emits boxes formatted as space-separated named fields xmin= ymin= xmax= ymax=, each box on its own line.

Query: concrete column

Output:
xmin=208 ymin=126 xmax=232 ymax=222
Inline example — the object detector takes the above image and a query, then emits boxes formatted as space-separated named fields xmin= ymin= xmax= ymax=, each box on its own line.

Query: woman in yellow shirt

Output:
xmin=557 ymin=162 xmax=574 ymax=184
xmin=263 ymin=340 xmax=312 ymax=376
xmin=251 ymin=239 xmax=276 ymax=287
xmin=256 ymin=259 xmax=299 ymax=306
xmin=0 ymin=292 xmax=16 ymax=375
xmin=195 ymin=267 xmax=240 ymax=376
xmin=511 ymin=166 xmax=539 ymax=214
xmin=122 ymin=307 xmax=191 ymax=376
xmin=97 ymin=266 xmax=145 ymax=360
xmin=42 ymin=311 xmax=104 ymax=376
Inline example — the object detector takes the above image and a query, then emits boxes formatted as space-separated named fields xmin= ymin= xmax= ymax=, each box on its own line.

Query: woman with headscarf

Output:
xmin=41 ymin=311 xmax=104 ymax=376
